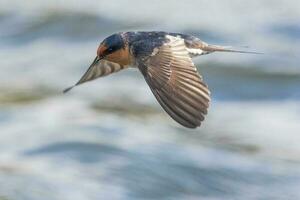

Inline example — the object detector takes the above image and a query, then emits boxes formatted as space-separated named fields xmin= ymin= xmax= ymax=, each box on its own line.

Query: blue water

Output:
xmin=0 ymin=1 xmax=300 ymax=199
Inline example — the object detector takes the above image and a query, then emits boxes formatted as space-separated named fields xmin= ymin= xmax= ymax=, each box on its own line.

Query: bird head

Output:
xmin=94 ymin=33 xmax=129 ymax=65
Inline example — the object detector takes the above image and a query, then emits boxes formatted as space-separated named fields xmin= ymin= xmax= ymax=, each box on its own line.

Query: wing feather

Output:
xmin=63 ymin=58 xmax=126 ymax=93
xmin=139 ymin=35 xmax=210 ymax=128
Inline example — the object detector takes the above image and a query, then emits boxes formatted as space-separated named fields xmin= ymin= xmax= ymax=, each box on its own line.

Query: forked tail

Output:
xmin=202 ymin=44 xmax=263 ymax=54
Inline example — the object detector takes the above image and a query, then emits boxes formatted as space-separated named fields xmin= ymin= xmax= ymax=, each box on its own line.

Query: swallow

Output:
xmin=64 ymin=31 xmax=260 ymax=128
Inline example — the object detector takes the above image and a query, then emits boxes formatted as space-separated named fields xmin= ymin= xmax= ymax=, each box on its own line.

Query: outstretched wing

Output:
xmin=138 ymin=35 xmax=211 ymax=128
xmin=63 ymin=58 xmax=126 ymax=93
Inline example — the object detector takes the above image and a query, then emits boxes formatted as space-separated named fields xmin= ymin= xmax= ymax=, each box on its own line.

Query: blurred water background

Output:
xmin=0 ymin=0 xmax=300 ymax=199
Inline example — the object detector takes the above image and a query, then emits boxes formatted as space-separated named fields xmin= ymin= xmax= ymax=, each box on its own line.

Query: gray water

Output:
xmin=0 ymin=0 xmax=300 ymax=199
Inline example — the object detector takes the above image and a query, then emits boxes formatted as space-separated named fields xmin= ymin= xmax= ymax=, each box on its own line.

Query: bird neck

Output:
xmin=104 ymin=46 xmax=132 ymax=66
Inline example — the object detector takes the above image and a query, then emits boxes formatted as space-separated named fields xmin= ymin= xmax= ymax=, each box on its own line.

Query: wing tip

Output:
xmin=182 ymin=122 xmax=200 ymax=129
xmin=63 ymin=86 xmax=75 ymax=94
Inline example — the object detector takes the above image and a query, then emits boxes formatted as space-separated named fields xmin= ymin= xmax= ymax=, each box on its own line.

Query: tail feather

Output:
xmin=202 ymin=44 xmax=263 ymax=55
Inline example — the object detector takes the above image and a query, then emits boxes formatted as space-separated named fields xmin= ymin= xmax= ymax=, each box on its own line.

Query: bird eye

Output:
xmin=107 ymin=47 xmax=114 ymax=52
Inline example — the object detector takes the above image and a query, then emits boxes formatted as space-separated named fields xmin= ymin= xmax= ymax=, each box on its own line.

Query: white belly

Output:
xmin=186 ymin=47 xmax=210 ymax=57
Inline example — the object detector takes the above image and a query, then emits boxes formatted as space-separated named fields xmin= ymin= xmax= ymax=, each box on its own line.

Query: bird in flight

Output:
xmin=64 ymin=31 xmax=259 ymax=128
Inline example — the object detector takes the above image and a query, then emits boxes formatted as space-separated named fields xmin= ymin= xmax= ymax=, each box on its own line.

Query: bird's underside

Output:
xmin=64 ymin=31 xmax=260 ymax=128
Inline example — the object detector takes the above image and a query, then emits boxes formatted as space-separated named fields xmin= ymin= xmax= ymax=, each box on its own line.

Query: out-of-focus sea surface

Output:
xmin=0 ymin=0 xmax=300 ymax=199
